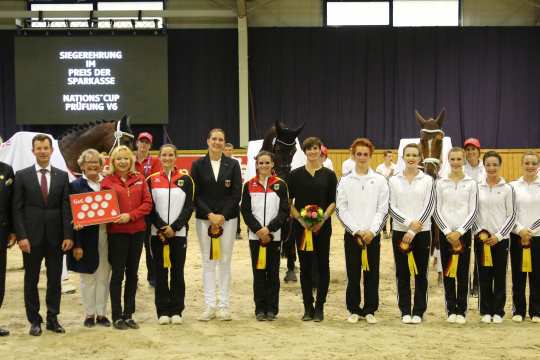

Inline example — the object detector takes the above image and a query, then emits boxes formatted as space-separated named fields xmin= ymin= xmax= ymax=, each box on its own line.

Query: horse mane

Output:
xmin=59 ymin=119 xmax=115 ymax=141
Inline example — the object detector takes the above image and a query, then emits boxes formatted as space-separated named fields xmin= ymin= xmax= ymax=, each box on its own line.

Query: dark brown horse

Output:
xmin=415 ymin=108 xmax=446 ymax=284
xmin=59 ymin=114 xmax=134 ymax=174
xmin=415 ymin=108 xmax=446 ymax=178
xmin=261 ymin=120 xmax=305 ymax=180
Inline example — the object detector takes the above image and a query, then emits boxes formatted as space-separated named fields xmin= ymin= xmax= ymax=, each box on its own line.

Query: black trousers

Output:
xmin=0 ymin=247 xmax=5 ymax=310
xmin=281 ymin=219 xmax=297 ymax=271
xmin=143 ymin=219 xmax=155 ymax=283
xmin=295 ymin=223 xmax=331 ymax=309
xmin=249 ymin=240 xmax=281 ymax=315
xmin=344 ymin=232 xmax=380 ymax=316
xmin=22 ymin=242 xmax=63 ymax=324
xmin=475 ymin=238 xmax=508 ymax=316
xmin=108 ymin=232 xmax=144 ymax=321
xmin=392 ymin=230 xmax=430 ymax=317
xmin=440 ymin=231 xmax=472 ymax=316
xmin=151 ymin=235 xmax=187 ymax=317
xmin=510 ymin=234 xmax=540 ymax=318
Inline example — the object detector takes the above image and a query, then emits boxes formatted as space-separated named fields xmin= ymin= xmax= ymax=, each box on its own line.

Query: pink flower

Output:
xmin=311 ymin=212 xmax=318 ymax=219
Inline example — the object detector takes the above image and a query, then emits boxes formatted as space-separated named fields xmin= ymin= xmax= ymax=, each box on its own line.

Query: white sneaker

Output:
xmin=365 ymin=314 xmax=377 ymax=324
xmin=492 ymin=315 xmax=503 ymax=324
xmin=411 ymin=315 xmax=422 ymax=324
xmin=455 ymin=315 xmax=466 ymax=324
xmin=217 ymin=308 xmax=232 ymax=321
xmin=402 ymin=315 xmax=412 ymax=324
xmin=198 ymin=307 xmax=216 ymax=322
xmin=481 ymin=314 xmax=492 ymax=323
xmin=532 ymin=316 xmax=540 ymax=323
xmin=512 ymin=315 xmax=523 ymax=323
xmin=158 ymin=316 xmax=170 ymax=325
xmin=347 ymin=314 xmax=359 ymax=324
xmin=447 ymin=314 xmax=457 ymax=323
xmin=171 ymin=315 xmax=183 ymax=325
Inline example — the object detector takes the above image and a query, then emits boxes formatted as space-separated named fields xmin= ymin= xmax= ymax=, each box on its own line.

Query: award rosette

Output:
xmin=475 ymin=230 xmax=493 ymax=267
xmin=520 ymin=236 xmax=532 ymax=273
xmin=256 ymin=234 xmax=274 ymax=270
xmin=398 ymin=239 xmax=418 ymax=276
xmin=157 ymin=229 xmax=171 ymax=269
xmin=444 ymin=239 xmax=464 ymax=278
xmin=355 ymin=235 xmax=370 ymax=272
xmin=208 ymin=225 xmax=224 ymax=260
xmin=299 ymin=205 xmax=324 ymax=252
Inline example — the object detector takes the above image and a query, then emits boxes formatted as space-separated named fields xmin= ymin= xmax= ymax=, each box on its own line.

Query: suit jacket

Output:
xmin=0 ymin=162 xmax=14 ymax=251
xmin=13 ymin=165 xmax=73 ymax=247
xmin=67 ymin=177 xmax=100 ymax=273
xmin=190 ymin=154 xmax=242 ymax=221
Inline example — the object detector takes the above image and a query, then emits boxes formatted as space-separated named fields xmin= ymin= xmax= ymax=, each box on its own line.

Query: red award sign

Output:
xmin=70 ymin=190 xmax=120 ymax=226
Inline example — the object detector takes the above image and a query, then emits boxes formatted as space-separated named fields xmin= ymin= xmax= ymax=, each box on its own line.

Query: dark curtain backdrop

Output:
xmin=249 ymin=27 xmax=540 ymax=149
xmin=0 ymin=28 xmax=539 ymax=149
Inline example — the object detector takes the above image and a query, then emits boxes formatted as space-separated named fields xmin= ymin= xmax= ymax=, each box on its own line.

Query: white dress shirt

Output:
xmin=35 ymin=163 xmax=52 ymax=193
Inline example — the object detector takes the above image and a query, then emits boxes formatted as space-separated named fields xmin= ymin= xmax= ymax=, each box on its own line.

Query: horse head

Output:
xmin=266 ymin=120 xmax=304 ymax=179
xmin=59 ymin=114 xmax=134 ymax=174
xmin=415 ymin=108 xmax=446 ymax=178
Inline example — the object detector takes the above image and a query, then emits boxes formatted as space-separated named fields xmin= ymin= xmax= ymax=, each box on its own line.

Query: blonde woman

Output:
xmin=101 ymin=146 xmax=152 ymax=330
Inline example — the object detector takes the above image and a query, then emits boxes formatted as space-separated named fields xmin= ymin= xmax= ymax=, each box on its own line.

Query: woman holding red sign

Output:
xmin=389 ymin=143 xmax=435 ymax=324
xmin=288 ymin=137 xmax=337 ymax=322
xmin=433 ymin=147 xmax=478 ymax=324
xmin=147 ymin=144 xmax=194 ymax=325
xmin=67 ymin=149 xmax=112 ymax=328
xmin=241 ymin=151 xmax=289 ymax=321
xmin=336 ymin=138 xmax=389 ymax=325
xmin=475 ymin=151 xmax=516 ymax=324
xmin=101 ymin=145 xmax=152 ymax=330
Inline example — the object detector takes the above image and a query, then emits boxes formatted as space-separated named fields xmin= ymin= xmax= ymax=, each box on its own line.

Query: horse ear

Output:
xmin=275 ymin=120 xmax=283 ymax=134
xmin=415 ymin=110 xmax=426 ymax=128
xmin=435 ymin=108 xmax=446 ymax=127
xmin=293 ymin=122 xmax=305 ymax=136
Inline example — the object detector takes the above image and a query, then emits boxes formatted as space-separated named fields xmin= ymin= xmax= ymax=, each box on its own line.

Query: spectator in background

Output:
xmin=376 ymin=151 xmax=396 ymax=179
xmin=135 ymin=132 xmax=161 ymax=288
xmin=320 ymin=145 xmax=334 ymax=171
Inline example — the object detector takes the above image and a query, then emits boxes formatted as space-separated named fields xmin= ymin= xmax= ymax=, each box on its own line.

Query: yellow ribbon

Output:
xmin=256 ymin=245 xmax=267 ymax=270
xmin=446 ymin=254 xmax=459 ymax=278
xmin=361 ymin=247 xmax=369 ymax=272
xmin=523 ymin=248 xmax=532 ymax=273
xmin=408 ymin=252 xmax=418 ymax=276
xmin=483 ymin=244 xmax=493 ymax=267
xmin=163 ymin=244 xmax=171 ymax=269
xmin=210 ymin=236 xmax=221 ymax=260
xmin=302 ymin=229 xmax=313 ymax=252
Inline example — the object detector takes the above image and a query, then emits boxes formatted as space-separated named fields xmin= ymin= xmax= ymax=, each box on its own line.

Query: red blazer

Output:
xmin=101 ymin=172 xmax=152 ymax=234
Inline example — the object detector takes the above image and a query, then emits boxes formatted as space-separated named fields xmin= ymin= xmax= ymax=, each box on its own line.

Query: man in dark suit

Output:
xmin=0 ymin=161 xmax=16 ymax=336
xmin=13 ymin=134 xmax=74 ymax=336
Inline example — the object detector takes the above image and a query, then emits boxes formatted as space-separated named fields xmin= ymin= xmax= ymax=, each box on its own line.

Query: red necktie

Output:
xmin=40 ymin=169 xmax=48 ymax=204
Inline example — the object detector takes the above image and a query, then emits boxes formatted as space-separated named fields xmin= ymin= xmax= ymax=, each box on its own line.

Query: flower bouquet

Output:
xmin=299 ymin=205 xmax=324 ymax=252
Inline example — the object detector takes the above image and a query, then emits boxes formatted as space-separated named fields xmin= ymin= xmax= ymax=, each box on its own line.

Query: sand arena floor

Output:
xmin=0 ymin=217 xmax=539 ymax=360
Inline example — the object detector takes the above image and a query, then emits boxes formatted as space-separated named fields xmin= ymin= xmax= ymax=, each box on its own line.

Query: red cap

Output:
xmin=137 ymin=132 xmax=153 ymax=143
xmin=463 ymin=138 xmax=480 ymax=149
xmin=321 ymin=145 xmax=328 ymax=157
